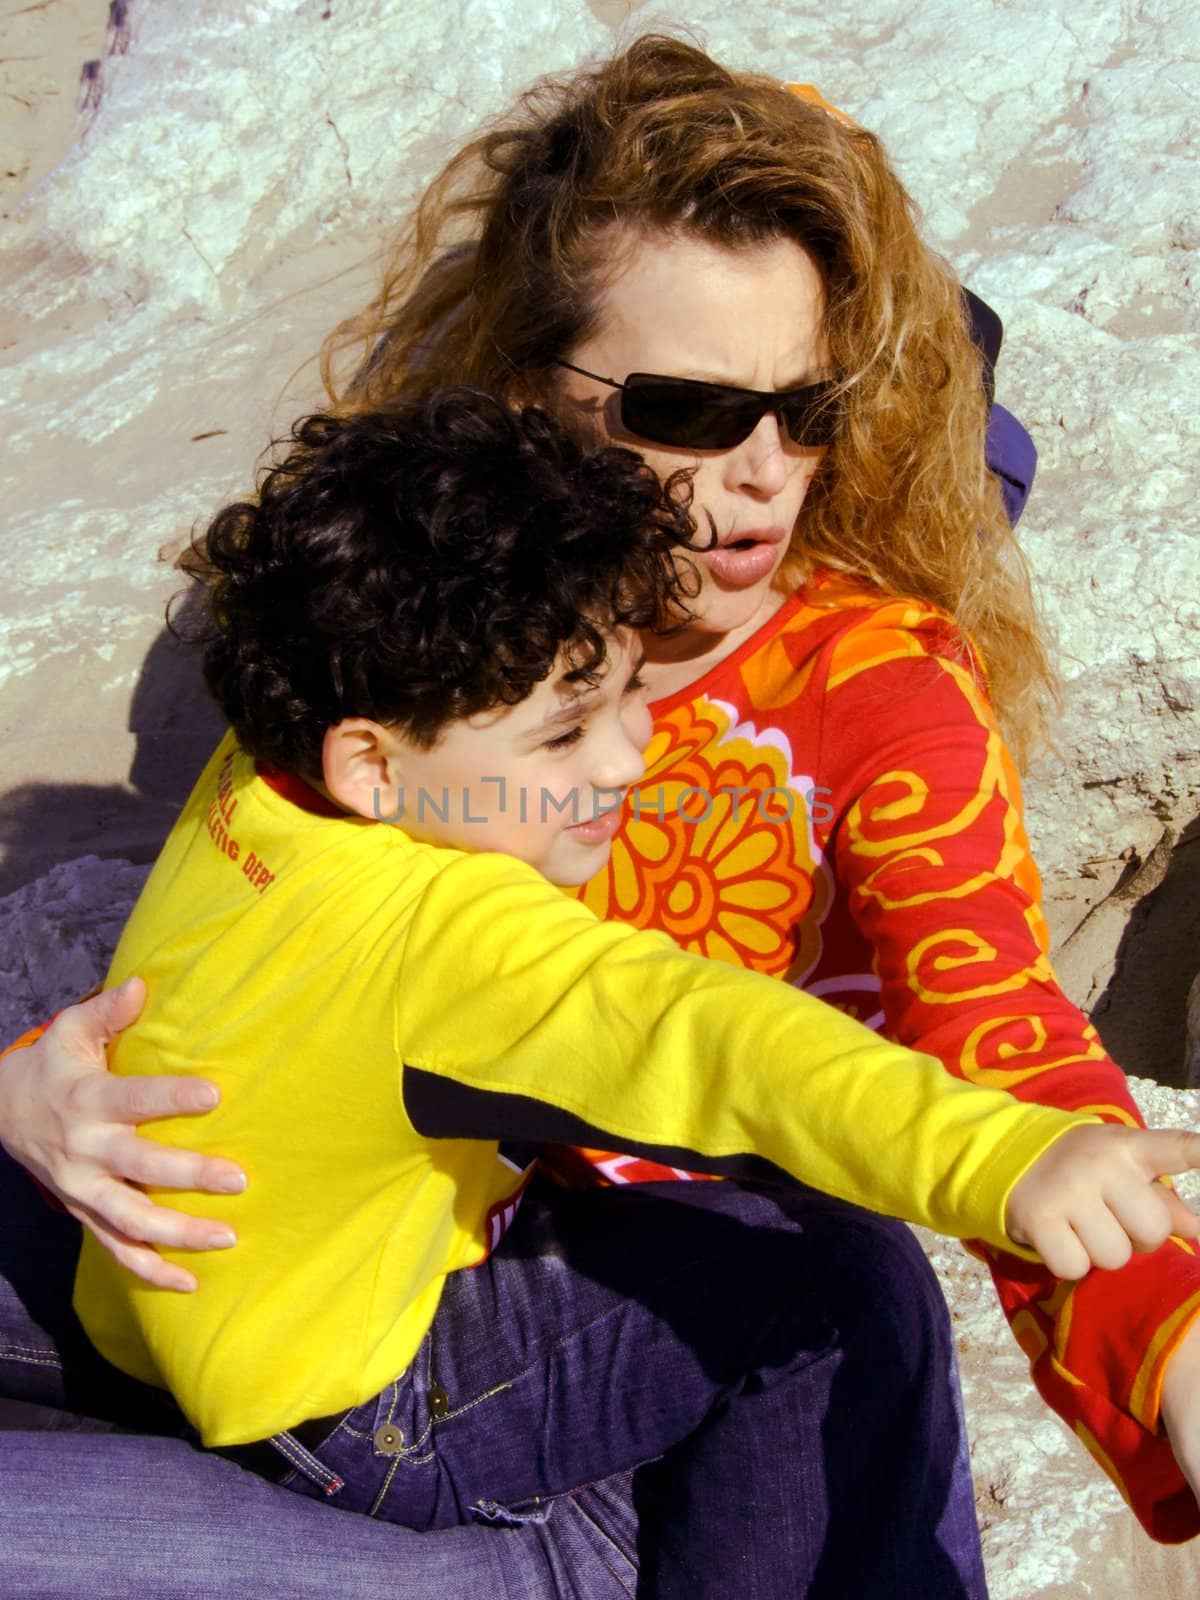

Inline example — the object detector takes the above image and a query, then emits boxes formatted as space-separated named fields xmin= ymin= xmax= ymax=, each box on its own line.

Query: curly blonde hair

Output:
xmin=322 ymin=34 xmax=1058 ymax=764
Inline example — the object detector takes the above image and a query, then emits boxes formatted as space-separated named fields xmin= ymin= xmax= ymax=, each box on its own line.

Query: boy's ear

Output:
xmin=321 ymin=719 xmax=406 ymax=821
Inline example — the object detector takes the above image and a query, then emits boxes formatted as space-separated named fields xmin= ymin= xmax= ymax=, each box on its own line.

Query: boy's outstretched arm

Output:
xmin=394 ymin=851 xmax=1200 ymax=1257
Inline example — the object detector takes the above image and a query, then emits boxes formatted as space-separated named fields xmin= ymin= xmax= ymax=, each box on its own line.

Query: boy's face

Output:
xmin=372 ymin=630 xmax=652 ymax=886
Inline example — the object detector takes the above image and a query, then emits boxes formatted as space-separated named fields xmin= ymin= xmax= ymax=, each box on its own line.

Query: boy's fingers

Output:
xmin=1137 ymin=1128 xmax=1200 ymax=1177
xmin=1069 ymin=1208 xmax=1134 ymax=1273
xmin=1161 ymin=1185 xmax=1200 ymax=1240
xmin=1026 ymin=1219 xmax=1091 ymax=1281
xmin=1104 ymin=1181 xmax=1178 ymax=1254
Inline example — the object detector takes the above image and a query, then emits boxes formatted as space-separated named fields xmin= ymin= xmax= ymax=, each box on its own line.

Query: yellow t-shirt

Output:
xmin=74 ymin=734 xmax=1088 ymax=1446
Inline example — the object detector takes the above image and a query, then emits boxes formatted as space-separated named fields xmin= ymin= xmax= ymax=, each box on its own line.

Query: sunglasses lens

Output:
xmin=622 ymin=379 xmax=753 ymax=450
xmin=780 ymin=389 xmax=839 ymax=447
xmin=622 ymin=376 xmax=838 ymax=451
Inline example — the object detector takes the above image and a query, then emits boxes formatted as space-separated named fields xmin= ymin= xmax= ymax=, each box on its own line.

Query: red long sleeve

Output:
xmin=816 ymin=607 xmax=1200 ymax=1541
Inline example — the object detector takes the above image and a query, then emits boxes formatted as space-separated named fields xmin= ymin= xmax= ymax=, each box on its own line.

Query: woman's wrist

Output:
xmin=0 ymin=1024 xmax=50 ymax=1154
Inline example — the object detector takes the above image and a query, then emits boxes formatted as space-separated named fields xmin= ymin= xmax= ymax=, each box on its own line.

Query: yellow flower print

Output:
xmin=575 ymin=698 xmax=832 ymax=979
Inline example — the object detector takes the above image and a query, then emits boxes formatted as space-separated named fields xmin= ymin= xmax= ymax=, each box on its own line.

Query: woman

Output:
xmin=3 ymin=32 xmax=1199 ymax=1593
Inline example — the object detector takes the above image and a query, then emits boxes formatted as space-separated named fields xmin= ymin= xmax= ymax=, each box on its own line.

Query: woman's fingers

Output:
xmin=95 ymin=1126 xmax=246 ymax=1196
xmin=70 ymin=1205 xmax=200 ymax=1293
xmin=56 ymin=1075 xmax=246 ymax=1195
xmin=1 ymin=988 xmax=244 ymax=1290
xmin=58 ymin=1063 xmax=246 ymax=1195
xmin=51 ymin=976 xmax=146 ymax=1058
xmin=75 ymin=1175 xmax=237 ymax=1253
xmin=88 ymin=1070 xmax=221 ymax=1127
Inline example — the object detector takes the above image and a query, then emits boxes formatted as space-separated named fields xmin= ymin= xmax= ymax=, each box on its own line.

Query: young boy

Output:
xmin=74 ymin=388 xmax=1199 ymax=1522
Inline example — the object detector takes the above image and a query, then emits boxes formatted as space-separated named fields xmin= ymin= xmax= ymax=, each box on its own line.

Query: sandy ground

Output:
xmin=1 ymin=0 xmax=110 ymax=219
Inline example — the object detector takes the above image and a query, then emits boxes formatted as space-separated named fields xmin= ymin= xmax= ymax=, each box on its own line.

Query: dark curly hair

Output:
xmin=180 ymin=387 xmax=699 ymax=781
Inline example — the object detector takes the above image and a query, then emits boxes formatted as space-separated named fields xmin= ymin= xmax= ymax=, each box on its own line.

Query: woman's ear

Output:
xmin=321 ymin=719 xmax=406 ymax=822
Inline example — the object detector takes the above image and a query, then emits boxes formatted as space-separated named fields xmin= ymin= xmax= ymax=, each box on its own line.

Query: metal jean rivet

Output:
xmin=429 ymin=1384 xmax=449 ymax=1419
xmin=373 ymin=1424 xmax=403 ymax=1454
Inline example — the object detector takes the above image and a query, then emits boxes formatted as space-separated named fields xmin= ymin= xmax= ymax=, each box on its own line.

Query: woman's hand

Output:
xmin=1006 ymin=1123 xmax=1200 ymax=1280
xmin=0 ymin=978 xmax=246 ymax=1292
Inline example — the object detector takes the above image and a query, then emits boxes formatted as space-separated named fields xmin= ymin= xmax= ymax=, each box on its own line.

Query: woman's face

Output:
xmin=557 ymin=230 xmax=830 ymax=657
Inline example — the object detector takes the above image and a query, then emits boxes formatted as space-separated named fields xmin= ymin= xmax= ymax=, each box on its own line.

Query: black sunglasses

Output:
xmin=553 ymin=359 xmax=839 ymax=451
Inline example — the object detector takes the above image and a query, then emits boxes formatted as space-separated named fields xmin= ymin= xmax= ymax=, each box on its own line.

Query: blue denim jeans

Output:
xmin=1 ymin=1155 xmax=631 ymax=1599
xmin=0 ymin=1154 xmax=988 ymax=1598
xmin=0 ymin=1424 xmax=639 ymax=1598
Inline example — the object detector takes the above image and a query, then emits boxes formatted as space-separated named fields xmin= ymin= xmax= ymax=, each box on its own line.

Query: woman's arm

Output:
xmin=0 ymin=979 xmax=246 ymax=1293
xmin=1162 ymin=1323 xmax=1200 ymax=1505
xmin=818 ymin=617 xmax=1200 ymax=1541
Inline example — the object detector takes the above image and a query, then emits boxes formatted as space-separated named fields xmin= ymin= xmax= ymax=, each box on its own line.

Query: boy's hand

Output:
xmin=1006 ymin=1124 xmax=1200 ymax=1279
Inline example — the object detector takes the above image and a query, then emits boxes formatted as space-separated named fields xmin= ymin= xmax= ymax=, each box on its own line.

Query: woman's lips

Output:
xmin=701 ymin=527 xmax=787 ymax=588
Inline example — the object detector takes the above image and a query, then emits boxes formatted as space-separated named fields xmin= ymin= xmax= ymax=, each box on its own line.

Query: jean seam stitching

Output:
xmin=432 ymin=1378 xmax=513 ymax=1426
xmin=367 ymin=1451 xmax=403 ymax=1518
xmin=0 ymin=1349 xmax=64 ymax=1369
xmin=273 ymin=1431 xmax=344 ymax=1496
xmin=430 ymin=1287 xmax=696 ymax=1422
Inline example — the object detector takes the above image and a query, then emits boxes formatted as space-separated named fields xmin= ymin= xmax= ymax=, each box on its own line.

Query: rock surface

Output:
xmin=2 ymin=2 xmax=1199 ymax=1594
xmin=3 ymin=1 xmax=1197 ymax=908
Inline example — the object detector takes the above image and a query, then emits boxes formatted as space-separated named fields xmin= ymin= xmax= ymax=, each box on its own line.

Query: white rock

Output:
xmin=3 ymin=0 xmax=1196 ymax=927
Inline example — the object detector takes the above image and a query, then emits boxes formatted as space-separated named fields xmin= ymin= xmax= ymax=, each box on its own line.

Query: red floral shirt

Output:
xmin=546 ymin=569 xmax=1200 ymax=1543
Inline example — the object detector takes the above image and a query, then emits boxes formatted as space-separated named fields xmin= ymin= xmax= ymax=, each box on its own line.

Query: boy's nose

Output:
xmin=592 ymin=730 xmax=647 ymax=794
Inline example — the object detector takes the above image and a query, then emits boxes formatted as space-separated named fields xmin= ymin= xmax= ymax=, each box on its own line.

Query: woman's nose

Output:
xmin=727 ymin=411 xmax=790 ymax=496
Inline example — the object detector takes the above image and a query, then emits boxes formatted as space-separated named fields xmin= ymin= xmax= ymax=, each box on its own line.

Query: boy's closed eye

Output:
xmin=544 ymin=724 xmax=585 ymax=751
xmin=542 ymin=655 xmax=648 ymax=752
